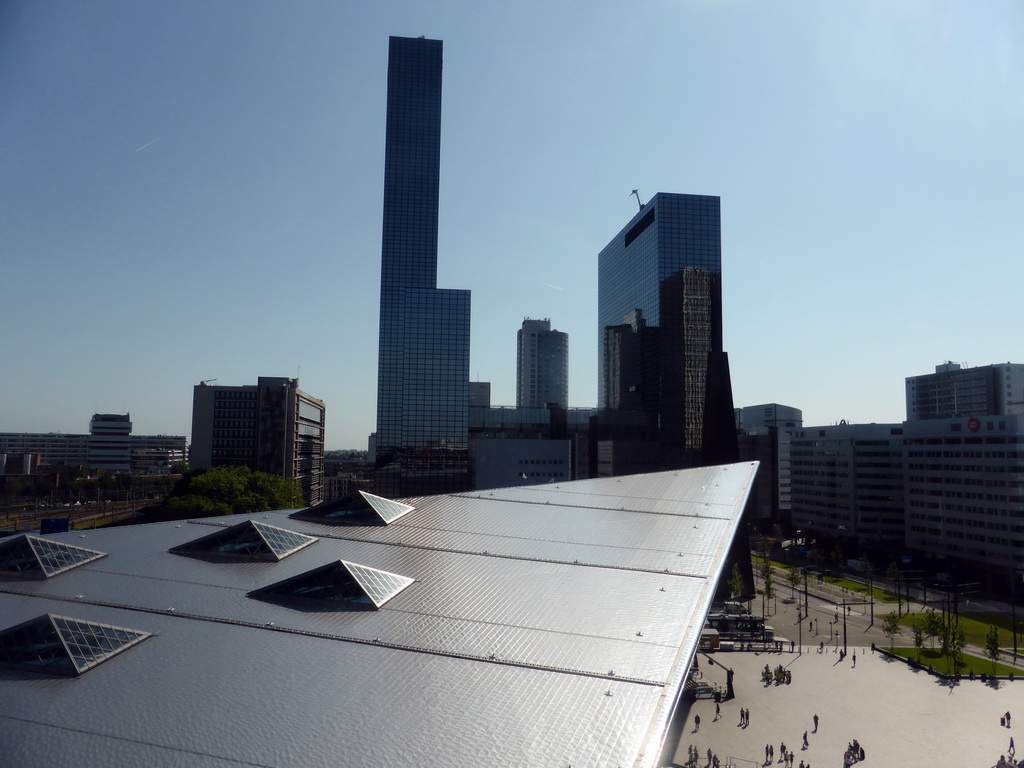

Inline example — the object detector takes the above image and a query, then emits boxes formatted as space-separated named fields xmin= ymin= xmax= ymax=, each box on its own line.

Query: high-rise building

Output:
xmin=375 ymin=36 xmax=471 ymax=498
xmin=736 ymin=403 xmax=803 ymax=531
xmin=190 ymin=377 xmax=325 ymax=505
xmin=906 ymin=361 xmax=1024 ymax=421
xmin=516 ymin=318 xmax=568 ymax=409
xmin=595 ymin=193 xmax=726 ymax=472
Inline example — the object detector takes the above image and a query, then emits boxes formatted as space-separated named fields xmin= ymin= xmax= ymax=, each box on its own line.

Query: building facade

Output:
xmin=86 ymin=414 xmax=132 ymax=472
xmin=375 ymin=36 xmax=471 ymax=498
xmin=790 ymin=415 xmax=1024 ymax=593
xmin=903 ymin=414 xmax=1024 ymax=593
xmin=516 ymin=318 xmax=568 ymax=409
xmin=906 ymin=362 xmax=1024 ymax=421
xmin=596 ymin=193 xmax=725 ymax=472
xmin=789 ymin=422 xmax=907 ymax=550
xmin=190 ymin=378 xmax=325 ymax=505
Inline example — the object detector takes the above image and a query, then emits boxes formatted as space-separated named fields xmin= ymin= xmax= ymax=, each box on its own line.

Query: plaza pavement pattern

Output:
xmin=674 ymin=644 xmax=1020 ymax=768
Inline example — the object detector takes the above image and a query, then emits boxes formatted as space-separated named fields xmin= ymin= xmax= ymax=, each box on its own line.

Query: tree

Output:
xmin=882 ymin=611 xmax=902 ymax=650
xmin=728 ymin=563 xmax=745 ymax=601
xmin=911 ymin=616 xmax=925 ymax=661
xmin=888 ymin=561 xmax=905 ymax=618
xmin=759 ymin=550 xmax=775 ymax=617
xmin=787 ymin=568 xmax=801 ymax=600
xmin=922 ymin=611 xmax=944 ymax=651
xmin=949 ymin=626 xmax=965 ymax=674
xmin=985 ymin=624 xmax=1002 ymax=674
xmin=163 ymin=466 xmax=304 ymax=518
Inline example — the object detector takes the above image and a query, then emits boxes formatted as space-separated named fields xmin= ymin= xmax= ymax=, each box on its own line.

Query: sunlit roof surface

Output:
xmin=0 ymin=463 xmax=757 ymax=768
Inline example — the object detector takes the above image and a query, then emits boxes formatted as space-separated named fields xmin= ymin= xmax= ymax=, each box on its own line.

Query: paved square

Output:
xmin=675 ymin=644 xmax=1020 ymax=768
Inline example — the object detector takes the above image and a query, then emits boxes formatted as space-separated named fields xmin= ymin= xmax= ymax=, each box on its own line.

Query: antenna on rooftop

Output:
xmin=630 ymin=189 xmax=643 ymax=211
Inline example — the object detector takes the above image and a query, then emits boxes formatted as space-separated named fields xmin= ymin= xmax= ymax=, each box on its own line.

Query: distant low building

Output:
xmin=468 ymin=405 xmax=596 ymax=489
xmin=0 ymin=416 xmax=186 ymax=475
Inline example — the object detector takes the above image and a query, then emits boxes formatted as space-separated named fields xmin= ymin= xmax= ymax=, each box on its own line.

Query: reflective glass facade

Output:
xmin=376 ymin=37 xmax=470 ymax=497
xmin=597 ymin=193 xmax=723 ymax=470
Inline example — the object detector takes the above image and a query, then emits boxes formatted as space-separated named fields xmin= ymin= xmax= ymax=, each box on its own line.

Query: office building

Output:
xmin=375 ymin=36 xmax=471 ymax=497
xmin=906 ymin=361 xmax=1024 ymax=421
xmin=0 ymin=463 xmax=757 ymax=768
xmin=596 ymin=193 xmax=729 ymax=472
xmin=190 ymin=377 xmax=325 ymax=505
xmin=789 ymin=422 xmax=907 ymax=550
xmin=468 ymin=381 xmax=491 ymax=407
xmin=516 ymin=318 xmax=568 ymax=408
xmin=86 ymin=414 xmax=132 ymax=472
xmin=903 ymin=414 xmax=1024 ymax=593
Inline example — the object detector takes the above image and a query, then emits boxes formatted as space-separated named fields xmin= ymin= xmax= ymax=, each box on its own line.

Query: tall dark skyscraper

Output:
xmin=595 ymin=193 xmax=729 ymax=473
xmin=375 ymin=36 xmax=471 ymax=498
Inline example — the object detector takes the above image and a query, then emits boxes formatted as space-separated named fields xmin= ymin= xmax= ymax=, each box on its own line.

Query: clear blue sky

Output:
xmin=2 ymin=1 xmax=1022 ymax=449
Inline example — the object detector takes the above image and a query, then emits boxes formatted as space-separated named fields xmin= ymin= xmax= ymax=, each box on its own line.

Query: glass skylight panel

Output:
xmin=249 ymin=560 xmax=414 ymax=609
xmin=343 ymin=560 xmax=416 ymax=607
xmin=0 ymin=614 xmax=150 ymax=676
xmin=254 ymin=522 xmax=317 ymax=560
xmin=291 ymin=491 xmax=414 ymax=526
xmin=51 ymin=616 xmax=151 ymax=674
xmin=171 ymin=521 xmax=316 ymax=562
xmin=0 ymin=534 xmax=106 ymax=578
xmin=360 ymin=491 xmax=415 ymax=524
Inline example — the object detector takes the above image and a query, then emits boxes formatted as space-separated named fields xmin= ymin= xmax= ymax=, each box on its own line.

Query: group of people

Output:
xmin=683 ymin=744 xmax=721 ymax=768
xmin=762 ymin=663 xmax=792 ymax=686
xmin=842 ymin=738 xmax=865 ymax=766
xmin=996 ymin=710 xmax=1017 ymax=768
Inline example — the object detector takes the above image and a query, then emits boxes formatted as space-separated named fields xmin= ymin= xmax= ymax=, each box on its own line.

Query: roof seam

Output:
xmin=0 ymin=585 xmax=665 ymax=686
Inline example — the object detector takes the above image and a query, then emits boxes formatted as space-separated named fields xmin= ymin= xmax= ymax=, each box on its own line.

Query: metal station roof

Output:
xmin=0 ymin=463 xmax=756 ymax=768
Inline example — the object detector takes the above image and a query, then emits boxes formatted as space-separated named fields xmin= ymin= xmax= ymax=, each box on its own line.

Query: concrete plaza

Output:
xmin=674 ymin=643 xmax=1020 ymax=768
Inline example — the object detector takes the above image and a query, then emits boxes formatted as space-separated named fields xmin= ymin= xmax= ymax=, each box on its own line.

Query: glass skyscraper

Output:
xmin=596 ymin=193 xmax=724 ymax=472
xmin=375 ymin=36 xmax=471 ymax=497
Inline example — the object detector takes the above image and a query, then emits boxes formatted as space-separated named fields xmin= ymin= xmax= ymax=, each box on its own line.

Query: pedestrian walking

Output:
xmin=1010 ymin=736 xmax=1015 ymax=756
xmin=694 ymin=713 xmax=700 ymax=732
xmin=813 ymin=713 xmax=819 ymax=732
xmin=1007 ymin=710 xmax=1013 ymax=727
xmin=714 ymin=702 xmax=720 ymax=721
xmin=802 ymin=731 xmax=808 ymax=749
xmin=852 ymin=651 xmax=856 ymax=668
xmin=765 ymin=744 xmax=770 ymax=764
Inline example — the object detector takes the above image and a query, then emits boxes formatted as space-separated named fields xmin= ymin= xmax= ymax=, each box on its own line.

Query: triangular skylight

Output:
xmin=171 ymin=520 xmax=317 ymax=562
xmin=0 ymin=614 xmax=151 ymax=676
xmin=0 ymin=534 xmax=106 ymax=579
xmin=249 ymin=559 xmax=415 ymax=609
xmin=291 ymin=491 xmax=414 ymax=526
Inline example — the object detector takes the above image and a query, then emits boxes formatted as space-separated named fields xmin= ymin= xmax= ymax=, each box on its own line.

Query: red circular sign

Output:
xmin=968 ymin=417 xmax=980 ymax=432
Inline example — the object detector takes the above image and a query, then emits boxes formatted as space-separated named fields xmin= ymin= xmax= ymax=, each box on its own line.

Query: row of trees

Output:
xmin=163 ymin=465 xmax=304 ymax=517
xmin=882 ymin=610 xmax=1005 ymax=674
